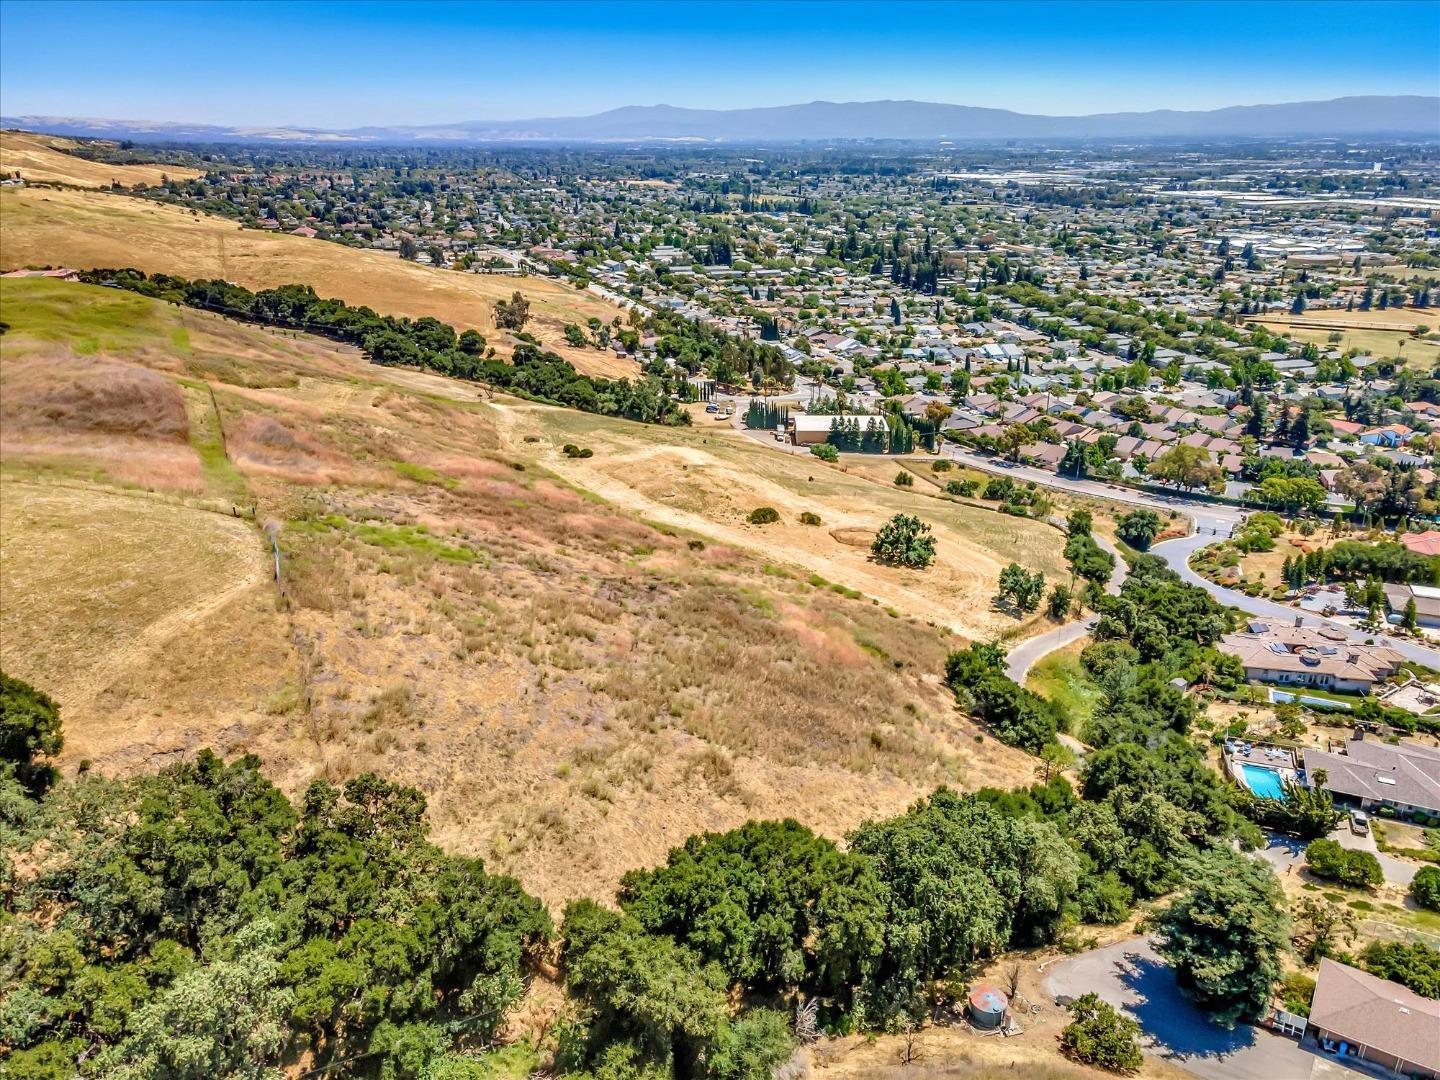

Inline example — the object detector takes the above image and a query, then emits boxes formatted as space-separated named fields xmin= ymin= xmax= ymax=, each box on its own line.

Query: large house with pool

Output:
xmin=1218 ymin=622 xmax=1405 ymax=694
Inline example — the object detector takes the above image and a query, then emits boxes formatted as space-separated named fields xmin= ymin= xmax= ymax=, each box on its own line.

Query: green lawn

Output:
xmin=1026 ymin=640 xmax=1101 ymax=734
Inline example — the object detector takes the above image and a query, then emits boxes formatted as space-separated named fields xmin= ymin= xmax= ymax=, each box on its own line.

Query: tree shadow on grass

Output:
xmin=1115 ymin=951 xmax=1257 ymax=1062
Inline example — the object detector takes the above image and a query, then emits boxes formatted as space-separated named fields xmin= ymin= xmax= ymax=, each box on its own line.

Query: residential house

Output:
xmin=1401 ymin=530 xmax=1440 ymax=557
xmin=1382 ymin=583 xmax=1440 ymax=629
xmin=1303 ymin=736 xmax=1440 ymax=819
xmin=1218 ymin=623 xmax=1404 ymax=693
xmin=1361 ymin=424 xmax=1413 ymax=448
xmin=1302 ymin=959 xmax=1439 ymax=1079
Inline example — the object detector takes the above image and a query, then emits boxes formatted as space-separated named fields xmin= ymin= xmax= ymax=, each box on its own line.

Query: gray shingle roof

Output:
xmin=1303 ymin=739 xmax=1440 ymax=815
xmin=1308 ymin=959 xmax=1440 ymax=1074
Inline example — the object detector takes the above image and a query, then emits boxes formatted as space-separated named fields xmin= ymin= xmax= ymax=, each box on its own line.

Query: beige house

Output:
xmin=1382 ymin=583 xmax=1440 ymax=629
xmin=789 ymin=413 xmax=888 ymax=447
xmin=1303 ymin=736 xmax=1440 ymax=819
xmin=1218 ymin=624 xmax=1404 ymax=694
xmin=1304 ymin=959 xmax=1439 ymax=1079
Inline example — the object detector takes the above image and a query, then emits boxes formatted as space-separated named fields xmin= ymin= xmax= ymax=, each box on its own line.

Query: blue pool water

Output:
xmin=1240 ymin=763 xmax=1286 ymax=800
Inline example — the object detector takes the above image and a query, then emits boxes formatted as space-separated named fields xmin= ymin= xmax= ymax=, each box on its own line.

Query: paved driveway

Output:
xmin=1331 ymin=825 xmax=1420 ymax=887
xmin=1252 ymin=827 xmax=1419 ymax=894
xmin=1043 ymin=938 xmax=1323 ymax=1080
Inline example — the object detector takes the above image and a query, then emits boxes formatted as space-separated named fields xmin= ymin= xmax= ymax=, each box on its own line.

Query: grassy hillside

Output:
xmin=0 ymin=128 xmax=204 ymax=187
xmin=508 ymin=406 xmax=1070 ymax=641
xmin=0 ymin=179 xmax=632 ymax=377
xmin=0 ymin=278 xmax=1061 ymax=904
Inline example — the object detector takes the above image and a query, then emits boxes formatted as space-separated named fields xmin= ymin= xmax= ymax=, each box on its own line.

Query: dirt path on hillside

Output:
xmin=65 ymin=544 xmax=269 ymax=716
xmin=489 ymin=401 xmax=1003 ymax=639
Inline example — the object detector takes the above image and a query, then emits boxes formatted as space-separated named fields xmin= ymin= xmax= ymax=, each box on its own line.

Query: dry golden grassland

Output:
xmin=1252 ymin=305 xmax=1440 ymax=369
xmin=0 ymin=177 xmax=630 ymax=377
xmin=506 ymin=407 xmax=1070 ymax=643
xmin=0 ymin=278 xmax=1056 ymax=904
xmin=0 ymin=129 xmax=204 ymax=188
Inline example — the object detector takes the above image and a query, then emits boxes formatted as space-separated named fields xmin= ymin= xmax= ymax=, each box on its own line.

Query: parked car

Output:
xmin=1349 ymin=809 xmax=1370 ymax=835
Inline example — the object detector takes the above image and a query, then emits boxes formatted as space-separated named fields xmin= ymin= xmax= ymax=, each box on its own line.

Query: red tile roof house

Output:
xmin=1401 ymin=530 xmax=1440 ymax=557
xmin=1302 ymin=959 xmax=1440 ymax=1079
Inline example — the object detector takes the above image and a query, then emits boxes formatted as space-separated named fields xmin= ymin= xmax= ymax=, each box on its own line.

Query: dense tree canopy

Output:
xmin=1153 ymin=850 xmax=1290 ymax=1026
xmin=1114 ymin=509 xmax=1163 ymax=551
xmin=0 ymin=671 xmax=63 ymax=797
xmin=1 ymin=752 xmax=550 ymax=1079
xmin=616 ymin=820 xmax=885 ymax=1000
xmin=849 ymin=789 xmax=1079 ymax=1019
xmin=80 ymin=270 xmax=692 ymax=427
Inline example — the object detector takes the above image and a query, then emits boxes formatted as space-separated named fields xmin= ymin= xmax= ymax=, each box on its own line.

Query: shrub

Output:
xmin=1279 ymin=972 xmax=1316 ymax=1017
xmin=799 ymin=511 xmax=822 ymax=526
xmin=809 ymin=443 xmax=839 ymax=463
xmin=747 ymin=507 xmax=780 ymax=525
xmin=945 ymin=478 xmax=976 ymax=497
xmin=1047 ymin=584 xmax=1075 ymax=620
xmin=996 ymin=563 xmax=1046 ymax=614
xmin=1304 ymin=838 xmax=1384 ymax=888
xmin=1060 ymin=992 xmax=1143 ymax=1073
xmin=1064 ymin=533 xmax=1116 ymax=585
xmin=894 ymin=471 xmax=914 ymax=487
xmin=871 ymin=514 xmax=936 ymax=569
xmin=1412 ymin=866 xmax=1440 ymax=912
xmin=931 ymin=459 xmax=952 ymax=473
xmin=561 ymin=443 xmax=593 ymax=459
xmin=1 ymin=670 xmax=63 ymax=796
xmin=944 ymin=644 xmax=1062 ymax=753
xmin=982 ymin=476 xmax=1015 ymax=501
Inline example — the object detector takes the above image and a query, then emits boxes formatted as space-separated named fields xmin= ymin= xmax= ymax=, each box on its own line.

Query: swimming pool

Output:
xmin=1239 ymin=763 xmax=1286 ymax=800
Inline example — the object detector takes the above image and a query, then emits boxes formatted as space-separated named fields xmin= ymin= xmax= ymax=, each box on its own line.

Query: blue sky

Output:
xmin=2 ymin=0 xmax=1437 ymax=127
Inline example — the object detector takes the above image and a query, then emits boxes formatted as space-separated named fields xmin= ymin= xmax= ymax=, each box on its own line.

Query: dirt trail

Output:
xmin=66 ymin=539 xmax=269 ymax=715
xmin=489 ymin=401 xmax=994 ymax=638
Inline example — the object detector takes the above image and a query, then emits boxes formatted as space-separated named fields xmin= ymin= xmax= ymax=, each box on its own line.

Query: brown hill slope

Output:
xmin=0 ymin=129 xmax=205 ymax=187
xmin=0 ymin=180 xmax=632 ymax=377
xmin=1 ymin=279 xmax=1063 ymax=905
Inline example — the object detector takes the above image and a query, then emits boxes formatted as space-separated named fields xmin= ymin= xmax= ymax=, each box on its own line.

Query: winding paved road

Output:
xmin=1154 ymin=529 xmax=1440 ymax=668
xmin=1005 ymin=532 xmax=1125 ymax=684
xmin=938 ymin=445 xmax=1440 ymax=669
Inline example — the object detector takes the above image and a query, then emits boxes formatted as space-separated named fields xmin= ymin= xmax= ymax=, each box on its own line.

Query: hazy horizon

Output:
xmin=2 ymin=0 xmax=1438 ymax=129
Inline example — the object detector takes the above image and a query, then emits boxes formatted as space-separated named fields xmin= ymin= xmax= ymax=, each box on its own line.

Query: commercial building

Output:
xmin=789 ymin=413 xmax=888 ymax=447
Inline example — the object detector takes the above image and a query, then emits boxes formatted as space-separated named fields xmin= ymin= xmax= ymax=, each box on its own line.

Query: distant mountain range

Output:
xmin=6 ymin=96 xmax=1438 ymax=144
